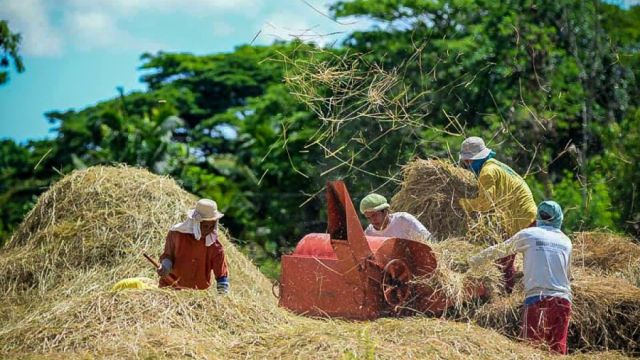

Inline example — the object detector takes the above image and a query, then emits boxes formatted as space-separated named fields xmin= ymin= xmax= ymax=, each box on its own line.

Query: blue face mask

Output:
xmin=468 ymin=150 xmax=496 ymax=175
xmin=536 ymin=201 xmax=564 ymax=229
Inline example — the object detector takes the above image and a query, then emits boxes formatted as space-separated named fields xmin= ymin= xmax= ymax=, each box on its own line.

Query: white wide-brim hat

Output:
xmin=189 ymin=199 xmax=224 ymax=221
xmin=459 ymin=136 xmax=492 ymax=161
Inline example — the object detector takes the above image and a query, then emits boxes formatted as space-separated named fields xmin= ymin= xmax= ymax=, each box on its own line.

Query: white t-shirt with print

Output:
xmin=470 ymin=225 xmax=572 ymax=302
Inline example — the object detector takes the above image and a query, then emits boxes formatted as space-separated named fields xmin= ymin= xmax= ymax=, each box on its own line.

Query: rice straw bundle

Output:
xmin=569 ymin=272 xmax=640 ymax=353
xmin=434 ymin=232 xmax=640 ymax=354
xmin=471 ymin=268 xmax=640 ymax=354
xmin=392 ymin=158 xmax=507 ymax=245
xmin=391 ymin=159 xmax=477 ymax=240
xmin=0 ymin=166 xmax=278 ymax=357
xmin=429 ymin=238 xmax=504 ymax=301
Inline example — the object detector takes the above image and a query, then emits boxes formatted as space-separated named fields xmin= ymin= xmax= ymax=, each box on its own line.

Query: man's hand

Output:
xmin=157 ymin=264 xmax=169 ymax=277
xmin=156 ymin=258 xmax=173 ymax=277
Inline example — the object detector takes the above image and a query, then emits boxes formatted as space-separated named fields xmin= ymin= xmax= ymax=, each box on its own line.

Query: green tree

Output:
xmin=3 ymin=1 xmax=639 ymax=254
xmin=331 ymin=0 xmax=638 ymax=236
xmin=0 ymin=139 xmax=59 ymax=244
xmin=0 ymin=20 xmax=24 ymax=84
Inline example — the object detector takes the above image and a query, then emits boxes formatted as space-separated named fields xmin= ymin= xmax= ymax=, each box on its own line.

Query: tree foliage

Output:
xmin=1 ymin=2 xmax=639 ymax=269
xmin=0 ymin=20 xmax=24 ymax=85
xmin=330 ymin=0 xmax=639 ymax=235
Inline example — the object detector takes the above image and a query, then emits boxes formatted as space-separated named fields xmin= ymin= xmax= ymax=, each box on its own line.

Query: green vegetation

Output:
xmin=1 ymin=1 xmax=639 ymax=272
xmin=0 ymin=20 xmax=24 ymax=85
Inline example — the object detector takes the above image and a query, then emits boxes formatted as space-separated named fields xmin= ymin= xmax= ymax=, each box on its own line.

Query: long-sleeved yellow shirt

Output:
xmin=459 ymin=159 xmax=537 ymax=237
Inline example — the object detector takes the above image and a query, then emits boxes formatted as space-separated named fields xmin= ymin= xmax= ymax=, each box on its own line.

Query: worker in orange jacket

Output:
xmin=458 ymin=136 xmax=537 ymax=293
xmin=157 ymin=199 xmax=229 ymax=293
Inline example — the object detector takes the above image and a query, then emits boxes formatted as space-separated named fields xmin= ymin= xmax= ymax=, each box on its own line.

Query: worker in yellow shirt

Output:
xmin=458 ymin=136 xmax=537 ymax=293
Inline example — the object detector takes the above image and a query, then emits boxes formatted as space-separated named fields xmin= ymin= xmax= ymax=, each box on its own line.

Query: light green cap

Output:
xmin=359 ymin=193 xmax=390 ymax=214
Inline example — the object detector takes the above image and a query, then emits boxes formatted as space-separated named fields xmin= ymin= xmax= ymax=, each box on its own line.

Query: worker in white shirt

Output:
xmin=468 ymin=201 xmax=572 ymax=354
xmin=359 ymin=193 xmax=433 ymax=243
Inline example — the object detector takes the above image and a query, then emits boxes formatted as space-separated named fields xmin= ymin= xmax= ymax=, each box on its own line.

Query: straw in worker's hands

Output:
xmin=391 ymin=158 xmax=508 ymax=245
xmin=391 ymin=159 xmax=477 ymax=240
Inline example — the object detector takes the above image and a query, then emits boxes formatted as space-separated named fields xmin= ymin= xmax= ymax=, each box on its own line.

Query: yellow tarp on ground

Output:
xmin=111 ymin=277 xmax=157 ymax=291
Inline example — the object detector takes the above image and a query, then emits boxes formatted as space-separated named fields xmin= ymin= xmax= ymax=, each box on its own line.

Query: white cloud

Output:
xmin=63 ymin=0 xmax=261 ymax=17
xmin=0 ymin=0 xmax=263 ymax=56
xmin=0 ymin=0 xmax=64 ymax=56
xmin=63 ymin=10 xmax=164 ymax=52
xmin=65 ymin=11 xmax=120 ymax=48
xmin=163 ymin=0 xmax=260 ymax=14
xmin=0 ymin=0 xmax=370 ymax=56
xmin=212 ymin=21 xmax=235 ymax=37
xmin=256 ymin=1 xmax=372 ymax=48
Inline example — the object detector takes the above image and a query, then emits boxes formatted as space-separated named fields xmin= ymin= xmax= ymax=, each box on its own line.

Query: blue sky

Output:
xmin=0 ymin=0 xmax=371 ymax=142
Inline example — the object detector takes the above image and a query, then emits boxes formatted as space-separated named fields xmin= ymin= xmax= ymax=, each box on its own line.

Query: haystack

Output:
xmin=435 ymin=232 xmax=640 ymax=354
xmin=0 ymin=166 xmax=634 ymax=359
xmin=1 ymin=166 xmax=195 ymax=295
xmin=391 ymin=159 xmax=476 ymax=240
xmin=0 ymin=166 xmax=278 ymax=358
xmin=572 ymin=231 xmax=640 ymax=286
xmin=424 ymin=239 xmax=503 ymax=313
xmin=391 ymin=158 xmax=507 ymax=244
xmin=470 ymin=230 xmax=640 ymax=354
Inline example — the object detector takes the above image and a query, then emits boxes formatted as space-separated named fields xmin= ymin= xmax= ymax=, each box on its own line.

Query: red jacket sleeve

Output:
xmin=210 ymin=241 xmax=228 ymax=279
xmin=159 ymin=231 xmax=176 ymax=263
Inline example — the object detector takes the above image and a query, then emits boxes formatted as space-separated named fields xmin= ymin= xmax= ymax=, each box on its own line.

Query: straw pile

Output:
xmin=2 ymin=166 xmax=195 ymax=295
xmin=424 ymin=239 xmax=503 ymax=313
xmin=391 ymin=159 xmax=476 ymax=240
xmin=0 ymin=166 xmax=280 ymax=358
xmin=391 ymin=158 xmax=508 ymax=244
xmin=0 ymin=167 xmax=560 ymax=358
xmin=431 ymin=236 xmax=640 ymax=353
xmin=484 ymin=231 xmax=640 ymax=353
xmin=473 ymin=268 xmax=640 ymax=354
xmin=0 ymin=165 xmax=635 ymax=359
xmin=572 ymin=231 xmax=640 ymax=286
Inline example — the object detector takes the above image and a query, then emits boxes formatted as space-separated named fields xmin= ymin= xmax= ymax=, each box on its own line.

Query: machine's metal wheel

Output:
xmin=382 ymin=259 xmax=412 ymax=308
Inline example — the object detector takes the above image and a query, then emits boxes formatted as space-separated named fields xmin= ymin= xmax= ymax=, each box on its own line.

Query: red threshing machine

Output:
xmin=278 ymin=180 xmax=485 ymax=320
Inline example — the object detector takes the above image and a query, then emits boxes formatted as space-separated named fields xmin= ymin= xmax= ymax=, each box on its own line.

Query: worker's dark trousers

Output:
xmin=495 ymin=255 xmax=516 ymax=293
xmin=521 ymin=297 xmax=572 ymax=354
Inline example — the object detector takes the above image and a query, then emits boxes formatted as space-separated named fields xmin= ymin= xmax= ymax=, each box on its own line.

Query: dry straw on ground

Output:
xmin=473 ymin=269 xmax=640 ymax=354
xmin=572 ymin=231 xmax=640 ymax=286
xmin=424 ymin=238 xmax=503 ymax=314
xmin=0 ymin=165 xmax=636 ymax=359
